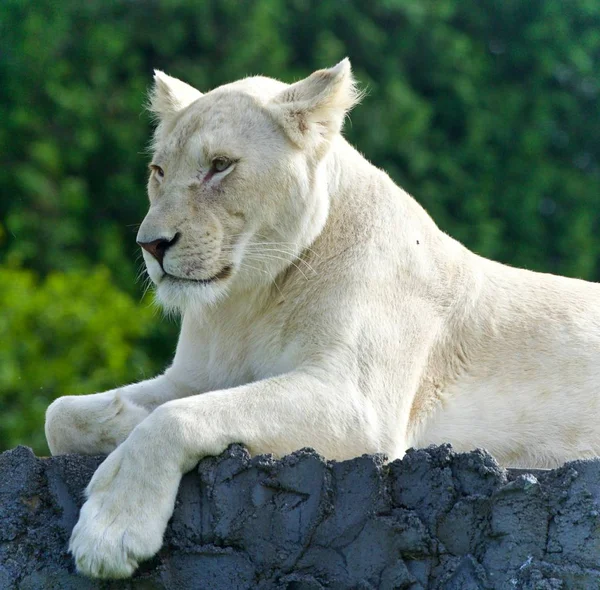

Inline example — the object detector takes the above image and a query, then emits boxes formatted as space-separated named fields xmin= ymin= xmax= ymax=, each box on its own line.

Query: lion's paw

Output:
xmin=69 ymin=491 xmax=163 ymax=579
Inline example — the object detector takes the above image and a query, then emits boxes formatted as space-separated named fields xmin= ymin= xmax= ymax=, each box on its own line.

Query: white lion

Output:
xmin=45 ymin=59 xmax=600 ymax=579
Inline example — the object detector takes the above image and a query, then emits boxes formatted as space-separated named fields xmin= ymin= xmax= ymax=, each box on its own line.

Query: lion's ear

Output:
xmin=149 ymin=70 xmax=202 ymax=119
xmin=269 ymin=58 xmax=362 ymax=150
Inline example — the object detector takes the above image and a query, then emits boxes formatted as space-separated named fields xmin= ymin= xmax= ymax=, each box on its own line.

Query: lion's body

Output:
xmin=45 ymin=61 xmax=600 ymax=579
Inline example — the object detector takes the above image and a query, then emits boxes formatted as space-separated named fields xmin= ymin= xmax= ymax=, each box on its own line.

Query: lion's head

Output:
xmin=136 ymin=59 xmax=361 ymax=313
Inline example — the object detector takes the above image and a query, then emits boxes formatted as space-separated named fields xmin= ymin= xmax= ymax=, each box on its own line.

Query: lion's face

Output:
xmin=137 ymin=60 xmax=359 ymax=312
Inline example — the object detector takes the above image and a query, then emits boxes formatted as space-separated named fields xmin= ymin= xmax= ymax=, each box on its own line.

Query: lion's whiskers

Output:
xmin=243 ymin=253 xmax=310 ymax=281
xmin=221 ymin=244 xmax=318 ymax=277
xmin=236 ymin=261 xmax=285 ymax=299
xmin=223 ymin=233 xmax=320 ymax=258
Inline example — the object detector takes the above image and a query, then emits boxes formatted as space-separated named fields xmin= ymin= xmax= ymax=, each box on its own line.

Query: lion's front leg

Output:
xmin=70 ymin=369 xmax=382 ymax=579
xmin=68 ymin=388 xmax=227 ymax=579
xmin=45 ymin=391 xmax=150 ymax=456
xmin=69 ymin=425 xmax=181 ymax=578
xmin=44 ymin=373 xmax=189 ymax=456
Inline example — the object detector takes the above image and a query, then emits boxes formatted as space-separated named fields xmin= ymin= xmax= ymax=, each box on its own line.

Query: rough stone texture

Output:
xmin=1 ymin=443 xmax=600 ymax=589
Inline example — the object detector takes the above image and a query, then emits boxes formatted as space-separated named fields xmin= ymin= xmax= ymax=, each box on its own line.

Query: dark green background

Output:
xmin=1 ymin=0 xmax=599 ymax=454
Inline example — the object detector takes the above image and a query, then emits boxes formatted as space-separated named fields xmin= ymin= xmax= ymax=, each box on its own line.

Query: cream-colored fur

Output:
xmin=45 ymin=59 xmax=600 ymax=579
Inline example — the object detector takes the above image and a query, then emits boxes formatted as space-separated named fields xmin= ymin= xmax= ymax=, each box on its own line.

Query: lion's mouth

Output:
xmin=162 ymin=265 xmax=233 ymax=285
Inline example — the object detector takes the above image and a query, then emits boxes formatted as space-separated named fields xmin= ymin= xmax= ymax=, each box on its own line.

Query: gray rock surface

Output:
xmin=1 ymin=443 xmax=600 ymax=589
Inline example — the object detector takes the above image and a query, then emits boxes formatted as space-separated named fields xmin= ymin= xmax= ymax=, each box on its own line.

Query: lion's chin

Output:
xmin=154 ymin=273 xmax=231 ymax=315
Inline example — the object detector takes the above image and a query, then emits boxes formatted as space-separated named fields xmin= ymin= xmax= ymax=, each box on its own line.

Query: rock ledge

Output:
xmin=1 ymin=444 xmax=600 ymax=589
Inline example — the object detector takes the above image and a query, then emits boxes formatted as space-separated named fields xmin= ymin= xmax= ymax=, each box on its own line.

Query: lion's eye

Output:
xmin=150 ymin=164 xmax=164 ymax=179
xmin=212 ymin=157 xmax=232 ymax=173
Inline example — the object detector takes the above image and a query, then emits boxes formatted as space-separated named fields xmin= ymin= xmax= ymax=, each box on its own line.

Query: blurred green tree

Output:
xmin=0 ymin=266 xmax=170 ymax=454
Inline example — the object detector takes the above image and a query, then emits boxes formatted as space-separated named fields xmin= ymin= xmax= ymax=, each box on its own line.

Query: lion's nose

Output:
xmin=137 ymin=233 xmax=179 ymax=266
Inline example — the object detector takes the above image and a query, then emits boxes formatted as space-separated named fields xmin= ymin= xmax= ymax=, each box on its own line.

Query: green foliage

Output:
xmin=0 ymin=0 xmax=599 ymax=451
xmin=0 ymin=266 xmax=164 ymax=454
